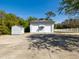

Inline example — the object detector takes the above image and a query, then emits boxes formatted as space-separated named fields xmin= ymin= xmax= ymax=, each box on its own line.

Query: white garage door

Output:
xmin=30 ymin=24 xmax=38 ymax=32
xmin=38 ymin=25 xmax=51 ymax=33
xmin=30 ymin=24 xmax=52 ymax=33
xmin=12 ymin=26 xmax=24 ymax=35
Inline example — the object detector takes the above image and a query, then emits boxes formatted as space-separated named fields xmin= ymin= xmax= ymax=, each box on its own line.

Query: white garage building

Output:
xmin=11 ymin=25 xmax=24 ymax=35
xmin=30 ymin=20 xmax=54 ymax=33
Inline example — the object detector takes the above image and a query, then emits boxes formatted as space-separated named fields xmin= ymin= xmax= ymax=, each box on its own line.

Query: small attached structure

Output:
xmin=11 ymin=25 xmax=24 ymax=35
xmin=30 ymin=20 xmax=54 ymax=33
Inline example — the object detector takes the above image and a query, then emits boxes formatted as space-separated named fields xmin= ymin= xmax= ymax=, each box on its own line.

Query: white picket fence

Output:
xmin=54 ymin=28 xmax=79 ymax=33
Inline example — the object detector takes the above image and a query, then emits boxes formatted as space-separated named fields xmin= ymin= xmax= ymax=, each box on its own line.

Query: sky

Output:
xmin=0 ymin=0 xmax=68 ymax=23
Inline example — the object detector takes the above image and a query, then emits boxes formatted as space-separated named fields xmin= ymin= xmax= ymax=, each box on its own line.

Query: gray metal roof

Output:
xmin=30 ymin=20 xmax=54 ymax=24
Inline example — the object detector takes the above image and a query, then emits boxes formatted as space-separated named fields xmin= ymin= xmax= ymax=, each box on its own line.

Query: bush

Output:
xmin=25 ymin=26 xmax=30 ymax=32
xmin=0 ymin=26 xmax=10 ymax=35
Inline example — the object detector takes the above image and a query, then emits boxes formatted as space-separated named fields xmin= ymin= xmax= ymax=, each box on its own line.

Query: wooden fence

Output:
xmin=54 ymin=28 xmax=79 ymax=33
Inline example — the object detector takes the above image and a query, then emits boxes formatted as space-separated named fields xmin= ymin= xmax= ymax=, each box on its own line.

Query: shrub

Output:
xmin=0 ymin=26 xmax=10 ymax=35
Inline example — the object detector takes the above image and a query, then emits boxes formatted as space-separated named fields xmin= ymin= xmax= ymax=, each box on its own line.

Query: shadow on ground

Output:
xmin=27 ymin=34 xmax=79 ymax=52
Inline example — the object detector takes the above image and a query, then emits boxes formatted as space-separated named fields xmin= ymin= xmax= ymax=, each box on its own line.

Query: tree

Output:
xmin=0 ymin=10 xmax=6 ymax=26
xmin=27 ymin=16 xmax=37 ymax=22
xmin=45 ymin=11 xmax=56 ymax=20
xmin=61 ymin=19 xmax=79 ymax=28
xmin=59 ymin=0 xmax=79 ymax=15
xmin=0 ymin=26 xmax=10 ymax=35
xmin=0 ymin=10 xmax=30 ymax=34
xmin=5 ymin=13 xmax=20 ymax=28
xmin=55 ymin=23 xmax=64 ymax=29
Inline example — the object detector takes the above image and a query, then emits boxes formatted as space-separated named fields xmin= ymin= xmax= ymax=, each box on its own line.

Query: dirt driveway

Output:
xmin=0 ymin=33 xmax=79 ymax=59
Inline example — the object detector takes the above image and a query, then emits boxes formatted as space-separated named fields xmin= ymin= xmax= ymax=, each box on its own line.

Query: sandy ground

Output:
xmin=0 ymin=33 xmax=79 ymax=59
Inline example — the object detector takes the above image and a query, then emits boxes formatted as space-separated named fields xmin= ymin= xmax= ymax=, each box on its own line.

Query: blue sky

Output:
xmin=0 ymin=0 xmax=68 ymax=23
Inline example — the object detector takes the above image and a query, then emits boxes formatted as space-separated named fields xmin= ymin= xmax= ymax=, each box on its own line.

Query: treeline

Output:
xmin=1 ymin=10 xmax=79 ymax=34
xmin=55 ymin=19 xmax=79 ymax=29
xmin=0 ymin=11 xmax=38 ymax=35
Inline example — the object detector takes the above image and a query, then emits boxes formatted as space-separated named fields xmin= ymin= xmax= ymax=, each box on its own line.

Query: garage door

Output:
xmin=12 ymin=26 xmax=24 ymax=34
xmin=30 ymin=24 xmax=38 ymax=32
xmin=38 ymin=25 xmax=51 ymax=33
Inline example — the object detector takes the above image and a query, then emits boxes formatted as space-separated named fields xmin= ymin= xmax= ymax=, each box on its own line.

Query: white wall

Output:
xmin=30 ymin=23 xmax=54 ymax=33
xmin=11 ymin=26 xmax=24 ymax=35
xmin=54 ymin=28 xmax=79 ymax=33
xmin=52 ymin=24 xmax=54 ymax=33
xmin=30 ymin=24 xmax=38 ymax=32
